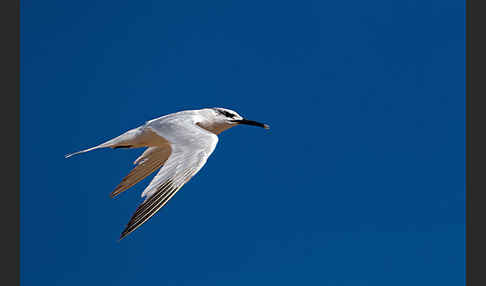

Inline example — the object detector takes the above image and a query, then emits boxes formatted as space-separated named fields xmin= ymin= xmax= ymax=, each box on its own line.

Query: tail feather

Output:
xmin=65 ymin=126 xmax=159 ymax=159
xmin=64 ymin=145 xmax=107 ymax=158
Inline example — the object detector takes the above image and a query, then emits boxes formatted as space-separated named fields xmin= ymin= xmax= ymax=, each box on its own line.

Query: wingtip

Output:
xmin=109 ymin=192 xmax=119 ymax=199
xmin=119 ymin=231 xmax=130 ymax=241
xmin=119 ymin=223 xmax=134 ymax=241
xmin=110 ymin=186 xmax=124 ymax=199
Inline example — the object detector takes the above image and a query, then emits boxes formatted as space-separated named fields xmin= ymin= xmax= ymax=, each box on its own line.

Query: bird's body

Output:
xmin=66 ymin=108 xmax=269 ymax=240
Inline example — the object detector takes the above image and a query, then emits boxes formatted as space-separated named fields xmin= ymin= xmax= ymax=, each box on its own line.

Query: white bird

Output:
xmin=65 ymin=107 xmax=269 ymax=240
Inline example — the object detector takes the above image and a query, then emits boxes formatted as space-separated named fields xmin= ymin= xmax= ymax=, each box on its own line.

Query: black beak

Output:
xmin=233 ymin=119 xmax=270 ymax=129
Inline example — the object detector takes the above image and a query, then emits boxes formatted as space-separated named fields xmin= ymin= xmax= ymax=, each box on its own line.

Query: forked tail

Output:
xmin=64 ymin=126 xmax=151 ymax=159
xmin=64 ymin=142 xmax=114 ymax=158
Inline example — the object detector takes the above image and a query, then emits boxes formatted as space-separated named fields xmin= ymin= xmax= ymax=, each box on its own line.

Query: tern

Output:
xmin=65 ymin=107 xmax=269 ymax=240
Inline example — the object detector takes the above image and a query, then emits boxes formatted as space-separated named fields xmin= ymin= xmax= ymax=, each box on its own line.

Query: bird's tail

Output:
xmin=64 ymin=127 xmax=149 ymax=159
xmin=64 ymin=143 xmax=111 ymax=158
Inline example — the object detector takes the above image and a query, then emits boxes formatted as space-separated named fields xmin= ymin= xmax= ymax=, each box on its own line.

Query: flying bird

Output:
xmin=65 ymin=108 xmax=269 ymax=240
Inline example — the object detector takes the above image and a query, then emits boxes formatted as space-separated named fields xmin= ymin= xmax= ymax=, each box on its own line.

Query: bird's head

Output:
xmin=196 ymin=107 xmax=270 ymax=134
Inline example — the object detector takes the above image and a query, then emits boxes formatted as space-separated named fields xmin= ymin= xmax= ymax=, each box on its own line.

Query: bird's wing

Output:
xmin=119 ymin=119 xmax=218 ymax=239
xmin=110 ymin=146 xmax=171 ymax=198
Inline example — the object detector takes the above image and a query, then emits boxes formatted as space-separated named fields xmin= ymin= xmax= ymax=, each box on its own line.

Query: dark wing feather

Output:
xmin=119 ymin=168 xmax=196 ymax=240
xmin=119 ymin=179 xmax=179 ymax=239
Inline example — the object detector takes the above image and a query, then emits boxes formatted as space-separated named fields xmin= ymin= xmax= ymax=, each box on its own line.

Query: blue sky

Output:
xmin=21 ymin=0 xmax=465 ymax=285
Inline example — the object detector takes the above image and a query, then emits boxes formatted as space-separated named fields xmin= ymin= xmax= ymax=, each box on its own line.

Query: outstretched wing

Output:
xmin=110 ymin=146 xmax=171 ymax=198
xmin=119 ymin=120 xmax=218 ymax=240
